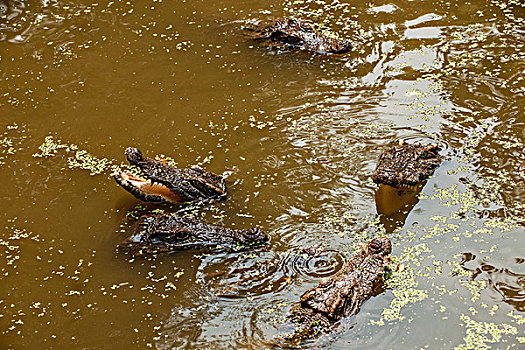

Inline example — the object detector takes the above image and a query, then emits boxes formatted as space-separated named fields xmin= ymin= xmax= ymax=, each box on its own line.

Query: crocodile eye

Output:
xmin=150 ymin=229 xmax=189 ymax=244
xmin=244 ymin=228 xmax=261 ymax=238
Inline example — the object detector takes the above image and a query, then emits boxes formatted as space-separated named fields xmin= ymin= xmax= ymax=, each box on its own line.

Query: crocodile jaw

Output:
xmin=113 ymin=172 xmax=183 ymax=204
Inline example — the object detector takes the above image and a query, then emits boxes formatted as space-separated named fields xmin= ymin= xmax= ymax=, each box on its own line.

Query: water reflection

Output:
xmin=461 ymin=253 xmax=525 ymax=312
xmin=375 ymin=182 xmax=425 ymax=233
xmin=0 ymin=0 xmax=27 ymax=42
xmin=0 ymin=0 xmax=80 ymax=44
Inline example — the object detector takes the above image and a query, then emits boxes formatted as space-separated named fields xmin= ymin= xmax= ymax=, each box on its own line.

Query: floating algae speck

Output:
xmin=450 ymin=260 xmax=487 ymax=302
xmin=0 ymin=224 xmax=39 ymax=277
xmin=507 ymin=311 xmax=525 ymax=326
xmin=33 ymin=135 xmax=117 ymax=176
xmin=0 ymin=123 xmax=27 ymax=165
xmin=371 ymin=243 xmax=431 ymax=326
xmin=33 ymin=135 xmax=77 ymax=158
xmin=455 ymin=314 xmax=518 ymax=350
xmin=67 ymin=150 xmax=112 ymax=176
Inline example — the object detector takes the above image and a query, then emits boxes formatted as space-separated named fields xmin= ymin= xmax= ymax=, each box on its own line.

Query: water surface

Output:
xmin=1 ymin=0 xmax=524 ymax=348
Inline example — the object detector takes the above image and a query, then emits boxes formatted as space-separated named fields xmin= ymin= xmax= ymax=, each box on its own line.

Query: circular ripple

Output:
xmin=197 ymin=247 xmax=346 ymax=300
xmin=197 ymin=251 xmax=293 ymax=299
xmin=290 ymin=248 xmax=345 ymax=280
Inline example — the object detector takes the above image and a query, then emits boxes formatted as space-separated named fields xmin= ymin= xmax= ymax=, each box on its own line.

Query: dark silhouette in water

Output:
xmin=245 ymin=18 xmax=352 ymax=54
xmin=375 ymin=182 xmax=425 ymax=233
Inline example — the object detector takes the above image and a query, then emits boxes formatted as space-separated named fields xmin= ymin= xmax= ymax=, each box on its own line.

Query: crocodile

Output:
xmin=113 ymin=147 xmax=226 ymax=204
xmin=245 ymin=18 xmax=352 ymax=54
xmin=277 ymin=237 xmax=392 ymax=346
xmin=122 ymin=213 xmax=269 ymax=253
xmin=372 ymin=140 xmax=443 ymax=188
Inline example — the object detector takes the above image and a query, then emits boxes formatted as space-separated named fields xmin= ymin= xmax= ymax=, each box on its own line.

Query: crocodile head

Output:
xmin=113 ymin=147 xmax=226 ymax=204
xmin=123 ymin=214 xmax=269 ymax=253
xmin=372 ymin=140 xmax=443 ymax=188
xmin=246 ymin=17 xmax=352 ymax=54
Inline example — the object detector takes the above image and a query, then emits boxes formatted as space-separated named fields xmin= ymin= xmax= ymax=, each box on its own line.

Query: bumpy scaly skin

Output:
xmin=372 ymin=140 xmax=443 ymax=188
xmin=123 ymin=213 xmax=269 ymax=253
xmin=280 ymin=237 xmax=392 ymax=346
xmin=113 ymin=147 xmax=226 ymax=204
xmin=248 ymin=18 xmax=352 ymax=54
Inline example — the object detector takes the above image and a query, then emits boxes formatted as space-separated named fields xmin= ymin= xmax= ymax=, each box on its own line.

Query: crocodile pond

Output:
xmin=1 ymin=0 xmax=524 ymax=349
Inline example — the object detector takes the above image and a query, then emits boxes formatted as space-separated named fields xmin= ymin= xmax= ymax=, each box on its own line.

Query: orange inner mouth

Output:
xmin=118 ymin=172 xmax=183 ymax=203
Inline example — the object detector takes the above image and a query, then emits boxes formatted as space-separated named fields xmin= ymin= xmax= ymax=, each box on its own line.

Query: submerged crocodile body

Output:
xmin=278 ymin=237 xmax=392 ymax=346
xmin=372 ymin=140 xmax=443 ymax=188
xmin=113 ymin=147 xmax=226 ymax=204
xmin=123 ymin=213 xmax=268 ymax=253
xmin=246 ymin=18 xmax=352 ymax=54
xmin=375 ymin=182 xmax=424 ymax=233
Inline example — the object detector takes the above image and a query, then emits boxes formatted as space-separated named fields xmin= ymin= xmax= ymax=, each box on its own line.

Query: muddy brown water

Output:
xmin=1 ymin=0 xmax=524 ymax=349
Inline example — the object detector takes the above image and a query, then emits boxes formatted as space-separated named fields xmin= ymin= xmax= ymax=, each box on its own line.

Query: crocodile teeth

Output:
xmin=114 ymin=171 xmax=183 ymax=203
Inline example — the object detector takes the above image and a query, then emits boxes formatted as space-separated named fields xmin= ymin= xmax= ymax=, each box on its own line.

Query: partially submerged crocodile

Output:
xmin=113 ymin=147 xmax=226 ymax=204
xmin=277 ymin=237 xmax=392 ymax=346
xmin=246 ymin=18 xmax=352 ymax=54
xmin=123 ymin=213 xmax=268 ymax=253
xmin=372 ymin=140 xmax=442 ymax=232
xmin=372 ymin=140 xmax=443 ymax=188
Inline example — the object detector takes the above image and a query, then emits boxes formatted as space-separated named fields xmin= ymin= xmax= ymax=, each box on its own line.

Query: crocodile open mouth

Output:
xmin=113 ymin=171 xmax=183 ymax=204
xmin=113 ymin=147 xmax=226 ymax=204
